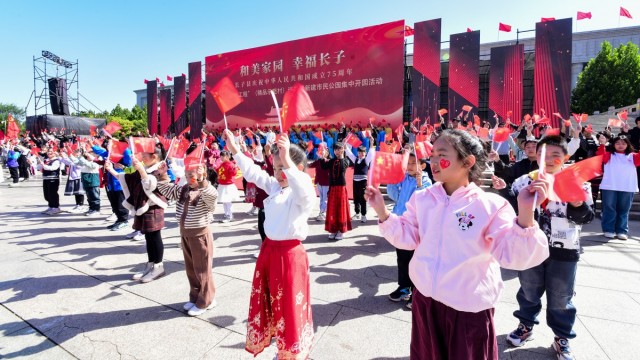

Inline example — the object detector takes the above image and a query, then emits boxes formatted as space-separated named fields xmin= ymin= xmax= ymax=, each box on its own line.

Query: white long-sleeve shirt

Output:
xmin=234 ymin=152 xmax=316 ymax=241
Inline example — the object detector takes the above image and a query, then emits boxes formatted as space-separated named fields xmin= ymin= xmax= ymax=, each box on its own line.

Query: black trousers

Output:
xmin=145 ymin=230 xmax=164 ymax=263
xmin=258 ymin=208 xmax=266 ymax=242
xmin=106 ymin=190 xmax=128 ymax=222
xmin=9 ymin=167 xmax=19 ymax=183
xmin=353 ymin=180 xmax=367 ymax=215
xmin=18 ymin=156 xmax=29 ymax=179
xmin=75 ymin=194 xmax=85 ymax=206
xmin=43 ymin=179 xmax=60 ymax=208
xmin=85 ymin=186 xmax=100 ymax=211
xmin=397 ymin=249 xmax=415 ymax=288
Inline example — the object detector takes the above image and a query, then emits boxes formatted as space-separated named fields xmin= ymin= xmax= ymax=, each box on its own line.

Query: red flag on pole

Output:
xmin=167 ymin=138 xmax=191 ymax=159
xmin=395 ymin=123 xmax=404 ymax=144
xmin=281 ymin=83 xmax=316 ymax=131
xmin=89 ymin=125 xmax=97 ymax=137
xmin=466 ymin=28 xmax=473 ymax=32
xmin=462 ymin=105 xmax=473 ymax=112
xmin=404 ymin=25 xmax=414 ymax=36
xmin=109 ymin=141 xmax=130 ymax=163
xmin=553 ymin=155 xmax=603 ymax=202
xmin=541 ymin=17 xmax=556 ymax=22
xmin=544 ymin=128 xmax=561 ymax=137
xmin=369 ymin=151 xmax=407 ymax=185
xmin=144 ymin=79 xmax=149 ymax=84
xmin=103 ymin=121 xmax=122 ymax=135
xmin=6 ymin=114 xmax=20 ymax=139
xmin=155 ymin=77 xmax=160 ymax=82
xmin=166 ymin=75 xmax=173 ymax=81
xmin=30 ymin=147 xmax=41 ymax=156
xmin=620 ymin=7 xmax=633 ymax=19
xmin=577 ymin=11 xmax=592 ymax=20
xmin=619 ymin=110 xmax=629 ymax=121
xmin=498 ymin=23 xmax=512 ymax=32
xmin=210 ymin=77 xmax=244 ymax=114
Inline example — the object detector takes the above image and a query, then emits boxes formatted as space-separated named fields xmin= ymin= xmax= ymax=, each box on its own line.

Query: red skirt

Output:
xmin=410 ymin=290 xmax=498 ymax=360
xmin=325 ymin=185 xmax=352 ymax=233
xmin=246 ymin=239 xmax=314 ymax=360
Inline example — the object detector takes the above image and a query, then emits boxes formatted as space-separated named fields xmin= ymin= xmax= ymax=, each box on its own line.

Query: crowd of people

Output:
xmin=1 ymin=112 xmax=638 ymax=360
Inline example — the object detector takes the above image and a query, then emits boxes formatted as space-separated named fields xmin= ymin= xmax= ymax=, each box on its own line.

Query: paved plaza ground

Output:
xmin=1 ymin=176 xmax=639 ymax=359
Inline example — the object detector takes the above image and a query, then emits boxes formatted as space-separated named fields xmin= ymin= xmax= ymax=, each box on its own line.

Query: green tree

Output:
xmin=571 ymin=41 xmax=640 ymax=114
xmin=0 ymin=103 xmax=27 ymax=131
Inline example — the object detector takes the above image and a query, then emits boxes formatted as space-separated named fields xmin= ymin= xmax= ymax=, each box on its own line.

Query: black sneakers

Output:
xmin=388 ymin=286 xmax=412 ymax=302
xmin=506 ymin=323 xmax=534 ymax=347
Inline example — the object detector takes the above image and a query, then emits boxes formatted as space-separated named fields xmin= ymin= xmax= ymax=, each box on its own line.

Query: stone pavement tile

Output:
xmin=0 ymin=326 xmax=76 ymax=360
xmin=0 ymin=305 xmax=30 ymax=336
xmin=310 ymin=306 xmax=410 ymax=360
xmin=493 ymin=301 xmax=609 ymax=359
xmin=202 ymin=331 xmax=278 ymax=360
xmin=573 ymin=286 xmax=640 ymax=325
xmin=579 ymin=241 xmax=640 ymax=271
xmin=121 ymin=261 xmax=234 ymax=313
xmin=40 ymin=287 xmax=231 ymax=360
xmin=200 ymin=278 xmax=252 ymax=334
xmin=0 ymin=248 xmax=65 ymax=289
xmin=627 ymin=292 xmax=640 ymax=306
xmin=579 ymin=315 xmax=640 ymax=360
xmin=574 ymin=261 xmax=640 ymax=293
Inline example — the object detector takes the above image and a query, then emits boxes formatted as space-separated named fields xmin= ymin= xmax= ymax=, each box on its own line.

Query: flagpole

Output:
xmin=223 ymin=113 xmax=229 ymax=130
xmin=532 ymin=143 xmax=546 ymax=211
xmin=270 ymin=90 xmax=284 ymax=134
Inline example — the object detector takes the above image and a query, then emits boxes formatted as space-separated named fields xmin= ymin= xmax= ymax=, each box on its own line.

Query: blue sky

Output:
xmin=1 ymin=0 xmax=637 ymax=116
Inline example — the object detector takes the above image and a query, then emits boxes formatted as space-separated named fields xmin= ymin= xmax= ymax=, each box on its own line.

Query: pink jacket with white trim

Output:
xmin=379 ymin=182 xmax=549 ymax=313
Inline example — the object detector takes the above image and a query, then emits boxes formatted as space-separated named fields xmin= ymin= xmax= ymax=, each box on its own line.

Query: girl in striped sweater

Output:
xmin=156 ymin=163 xmax=219 ymax=316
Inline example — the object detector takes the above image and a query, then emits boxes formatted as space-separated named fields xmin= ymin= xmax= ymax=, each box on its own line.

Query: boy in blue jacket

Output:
xmin=92 ymin=139 xmax=132 ymax=232
xmin=386 ymin=149 xmax=432 ymax=309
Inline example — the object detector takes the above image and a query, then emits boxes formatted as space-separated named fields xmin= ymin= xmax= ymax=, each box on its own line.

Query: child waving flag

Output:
xmin=223 ymin=129 xmax=316 ymax=360
xmin=365 ymin=129 xmax=549 ymax=359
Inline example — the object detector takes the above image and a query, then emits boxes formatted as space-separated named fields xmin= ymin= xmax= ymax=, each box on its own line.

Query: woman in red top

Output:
xmin=216 ymin=150 xmax=239 ymax=223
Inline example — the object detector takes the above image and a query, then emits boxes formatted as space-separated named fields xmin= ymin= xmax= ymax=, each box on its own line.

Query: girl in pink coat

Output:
xmin=365 ymin=129 xmax=550 ymax=359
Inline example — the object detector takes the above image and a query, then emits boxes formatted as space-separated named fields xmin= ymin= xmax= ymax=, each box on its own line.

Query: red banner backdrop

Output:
xmin=173 ymin=75 xmax=188 ymax=135
xmin=534 ymin=18 xmax=572 ymax=127
xmin=159 ymin=89 xmax=172 ymax=135
xmin=411 ymin=19 xmax=442 ymax=125
xmin=146 ymin=80 xmax=158 ymax=135
xmin=189 ymin=62 xmax=203 ymax=135
xmin=205 ymin=20 xmax=405 ymax=129
xmin=448 ymin=31 xmax=480 ymax=117
xmin=489 ymin=44 xmax=524 ymax=123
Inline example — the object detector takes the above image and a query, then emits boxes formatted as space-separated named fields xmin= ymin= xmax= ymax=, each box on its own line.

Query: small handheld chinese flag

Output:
xmin=159 ymin=137 xmax=172 ymax=150
xmin=414 ymin=141 xmax=433 ymax=159
xmin=535 ymin=116 xmax=551 ymax=125
xmin=478 ymin=127 xmax=490 ymax=139
xmin=131 ymin=137 xmax=156 ymax=154
xmin=619 ymin=110 xmax=629 ymax=121
xmin=462 ymin=105 xmax=473 ymax=112
xmin=313 ymin=131 xmax=323 ymax=141
xmin=608 ymin=119 xmax=623 ymax=127
xmin=552 ymin=112 xmax=564 ymax=119
xmin=281 ymin=83 xmax=316 ymax=131
xmin=210 ymin=77 xmax=243 ymax=114
xmin=184 ymin=142 xmax=204 ymax=170
xmin=395 ymin=123 xmax=404 ymax=144
xmin=369 ymin=150 xmax=407 ymax=186
xmin=89 ymin=125 xmax=97 ymax=137
xmin=167 ymin=137 xmax=191 ymax=159
xmin=438 ymin=108 xmax=448 ymax=117
xmin=30 ymin=147 xmax=41 ymax=156
xmin=553 ymin=155 xmax=603 ymax=202
xmin=473 ymin=114 xmax=481 ymax=126
xmin=492 ymin=128 xmax=511 ymax=143
xmin=103 ymin=122 xmax=122 ymax=136
xmin=109 ymin=141 xmax=130 ymax=163
xmin=545 ymin=128 xmax=561 ymax=137
xmin=345 ymin=133 xmax=362 ymax=148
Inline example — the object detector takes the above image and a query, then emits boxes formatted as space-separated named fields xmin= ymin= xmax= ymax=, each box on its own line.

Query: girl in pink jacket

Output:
xmin=365 ymin=129 xmax=549 ymax=359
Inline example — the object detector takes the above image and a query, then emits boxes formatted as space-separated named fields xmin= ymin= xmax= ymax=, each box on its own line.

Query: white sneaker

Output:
xmin=617 ymin=233 xmax=628 ymax=240
xmin=246 ymin=206 xmax=257 ymax=215
xmin=183 ymin=301 xmax=196 ymax=311
xmin=187 ymin=299 xmax=217 ymax=316
xmin=328 ymin=233 xmax=337 ymax=240
xmin=41 ymin=207 xmax=52 ymax=214
xmin=351 ymin=213 xmax=361 ymax=220
xmin=126 ymin=230 xmax=141 ymax=239
xmin=133 ymin=233 xmax=145 ymax=241
xmin=361 ymin=215 xmax=367 ymax=223
xmin=604 ymin=232 xmax=615 ymax=239
xmin=250 ymin=208 xmax=259 ymax=216
xmin=47 ymin=208 xmax=61 ymax=215
xmin=132 ymin=262 xmax=153 ymax=280
xmin=316 ymin=212 xmax=326 ymax=221
xmin=221 ymin=215 xmax=233 ymax=223
xmin=105 ymin=213 xmax=117 ymax=222
xmin=140 ymin=263 xmax=165 ymax=283
xmin=85 ymin=210 xmax=100 ymax=217
xmin=334 ymin=232 xmax=343 ymax=240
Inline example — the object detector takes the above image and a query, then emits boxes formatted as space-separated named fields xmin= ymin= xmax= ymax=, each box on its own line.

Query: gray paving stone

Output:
xmin=0 ymin=326 xmax=76 ymax=359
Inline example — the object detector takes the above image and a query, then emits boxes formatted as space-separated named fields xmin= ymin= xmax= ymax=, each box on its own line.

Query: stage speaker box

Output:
xmin=48 ymin=77 xmax=70 ymax=115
